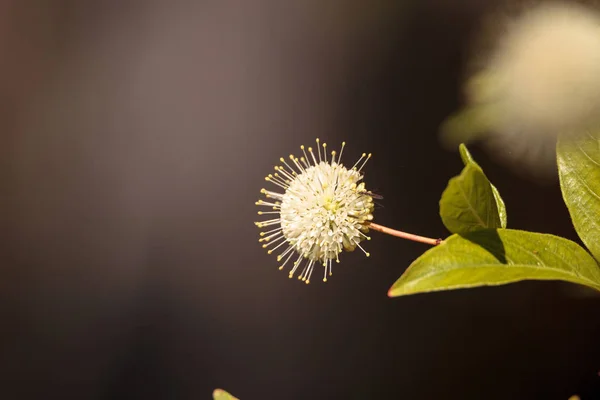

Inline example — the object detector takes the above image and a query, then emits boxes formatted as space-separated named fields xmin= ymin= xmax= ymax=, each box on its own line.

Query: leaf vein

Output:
xmin=407 ymin=264 xmax=600 ymax=289
xmin=457 ymin=177 xmax=487 ymax=228
xmin=576 ymin=143 xmax=600 ymax=167
xmin=568 ymin=167 xmax=600 ymax=202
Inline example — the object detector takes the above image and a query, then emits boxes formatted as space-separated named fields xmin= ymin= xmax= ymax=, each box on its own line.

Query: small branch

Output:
xmin=368 ymin=222 xmax=442 ymax=246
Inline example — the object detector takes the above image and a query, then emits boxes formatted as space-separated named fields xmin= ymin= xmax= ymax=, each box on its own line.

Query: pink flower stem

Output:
xmin=368 ymin=222 xmax=443 ymax=246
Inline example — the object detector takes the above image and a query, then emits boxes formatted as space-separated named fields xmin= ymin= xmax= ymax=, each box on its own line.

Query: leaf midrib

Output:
xmin=403 ymin=263 xmax=600 ymax=290
xmin=457 ymin=174 xmax=487 ymax=228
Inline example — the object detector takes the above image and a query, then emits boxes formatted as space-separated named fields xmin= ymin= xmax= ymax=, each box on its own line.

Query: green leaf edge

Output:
xmin=459 ymin=144 xmax=507 ymax=228
xmin=439 ymin=164 xmax=502 ymax=233
xmin=556 ymin=136 xmax=600 ymax=263
xmin=213 ymin=389 xmax=239 ymax=400
xmin=389 ymin=229 xmax=600 ymax=297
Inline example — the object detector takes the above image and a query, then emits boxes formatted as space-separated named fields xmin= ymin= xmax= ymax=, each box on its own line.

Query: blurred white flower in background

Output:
xmin=442 ymin=1 xmax=600 ymax=177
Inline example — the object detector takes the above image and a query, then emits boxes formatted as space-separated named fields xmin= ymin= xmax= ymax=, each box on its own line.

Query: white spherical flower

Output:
xmin=450 ymin=2 xmax=600 ymax=176
xmin=255 ymin=139 xmax=375 ymax=284
xmin=491 ymin=2 xmax=600 ymax=136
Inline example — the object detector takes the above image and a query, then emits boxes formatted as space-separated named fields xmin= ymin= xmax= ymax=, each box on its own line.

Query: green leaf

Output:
xmin=213 ymin=389 xmax=239 ymax=400
xmin=439 ymin=146 xmax=504 ymax=234
xmin=458 ymin=144 xmax=507 ymax=228
xmin=388 ymin=229 xmax=600 ymax=297
xmin=440 ymin=164 xmax=500 ymax=233
xmin=557 ymin=133 xmax=600 ymax=262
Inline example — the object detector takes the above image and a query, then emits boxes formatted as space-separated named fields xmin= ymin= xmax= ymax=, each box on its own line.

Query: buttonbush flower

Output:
xmin=255 ymin=139 xmax=441 ymax=284
xmin=442 ymin=2 xmax=600 ymax=175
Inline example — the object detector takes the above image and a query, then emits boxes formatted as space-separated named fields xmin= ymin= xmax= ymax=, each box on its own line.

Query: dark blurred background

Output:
xmin=1 ymin=1 xmax=599 ymax=399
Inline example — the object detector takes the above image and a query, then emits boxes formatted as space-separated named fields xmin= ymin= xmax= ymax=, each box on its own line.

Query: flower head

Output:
xmin=444 ymin=2 xmax=600 ymax=177
xmin=490 ymin=2 xmax=600 ymax=136
xmin=255 ymin=139 xmax=375 ymax=283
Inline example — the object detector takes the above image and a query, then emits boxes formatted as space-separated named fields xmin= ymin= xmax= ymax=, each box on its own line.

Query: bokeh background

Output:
xmin=1 ymin=1 xmax=599 ymax=399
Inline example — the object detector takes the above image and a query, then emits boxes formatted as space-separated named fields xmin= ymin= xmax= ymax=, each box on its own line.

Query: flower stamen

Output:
xmin=289 ymin=255 xmax=304 ymax=278
xmin=357 ymin=153 xmax=372 ymax=172
xmin=268 ymin=174 xmax=289 ymax=188
xmin=308 ymin=147 xmax=318 ymax=165
xmin=277 ymin=245 xmax=295 ymax=262
xmin=291 ymin=155 xmax=305 ymax=173
xmin=260 ymin=226 xmax=282 ymax=236
xmin=279 ymin=251 xmax=295 ymax=270
xmin=338 ymin=142 xmax=346 ymax=164
xmin=351 ymin=153 xmax=367 ymax=170
xmin=316 ymin=138 xmax=322 ymax=162
xmin=301 ymin=145 xmax=309 ymax=163
xmin=300 ymin=157 xmax=309 ymax=168
xmin=355 ymin=241 xmax=371 ymax=257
